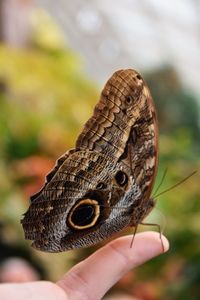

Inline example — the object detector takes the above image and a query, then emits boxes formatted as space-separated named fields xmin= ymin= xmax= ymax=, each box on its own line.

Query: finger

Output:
xmin=57 ymin=231 xmax=169 ymax=300
xmin=0 ymin=281 xmax=67 ymax=300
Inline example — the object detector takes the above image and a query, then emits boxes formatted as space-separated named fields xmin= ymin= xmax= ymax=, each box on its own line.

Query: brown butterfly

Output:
xmin=21 ymin=69 xmax=158 ymax=252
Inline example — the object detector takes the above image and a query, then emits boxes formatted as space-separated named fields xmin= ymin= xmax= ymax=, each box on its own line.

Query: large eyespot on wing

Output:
xmin=67 ymin=199 xmax=100 ymax=230
xmin=67 ymin=187 xmax=112 ymax=231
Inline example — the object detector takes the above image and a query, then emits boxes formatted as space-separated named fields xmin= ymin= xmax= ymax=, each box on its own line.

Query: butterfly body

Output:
xmin=21 ymin=69 xmax=158 ymax=252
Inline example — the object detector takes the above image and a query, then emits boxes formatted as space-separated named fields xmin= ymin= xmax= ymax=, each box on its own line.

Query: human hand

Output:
xmin=0 ymin=231 xmax=169 ymax=300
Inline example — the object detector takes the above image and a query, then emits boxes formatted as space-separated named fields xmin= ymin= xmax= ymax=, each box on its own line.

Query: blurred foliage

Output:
xmin=146 ymin=67 xmax=200 ymax=152
xmin=0 ymin=12 xmax=200 ymax=300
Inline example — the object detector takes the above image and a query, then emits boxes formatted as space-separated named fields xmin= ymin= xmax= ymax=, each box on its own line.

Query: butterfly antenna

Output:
xmin=154 ymin=170 xmax=197 ymax=198
xmin=153 ymin=168 xmax=168 ymax=197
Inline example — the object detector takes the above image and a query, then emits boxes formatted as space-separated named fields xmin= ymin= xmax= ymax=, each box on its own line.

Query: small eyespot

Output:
xmin=96 ymin=182 xmax=107 ymax=190
xmin=115 ymin=171 xmax=128 ymax=187
xmin=136 ymin=74 xmax=142 ymax=80
xmin=126 ymin=95 xmax=132 ymax=104
xmin=68 ymin=199 xmax=100 ymax=230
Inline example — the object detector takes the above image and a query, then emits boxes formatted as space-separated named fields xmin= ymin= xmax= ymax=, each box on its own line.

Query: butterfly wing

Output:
xmin=21 ymin=69 xmax=158 ymax=252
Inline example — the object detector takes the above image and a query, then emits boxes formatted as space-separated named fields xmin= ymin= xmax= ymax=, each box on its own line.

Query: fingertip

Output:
xmin=133 ymin=231 xmax=170 ymax=255
xmin=160 ymin=234 xmax=170 ymax=253
xmin=145 ymin=231 xmax=170 ymax=254
xmin=107 ymin=231 xmax=169 ymax=266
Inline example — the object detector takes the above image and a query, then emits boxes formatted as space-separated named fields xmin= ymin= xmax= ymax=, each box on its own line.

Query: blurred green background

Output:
xmin=0 ymin=1 xmax=200 ymax=299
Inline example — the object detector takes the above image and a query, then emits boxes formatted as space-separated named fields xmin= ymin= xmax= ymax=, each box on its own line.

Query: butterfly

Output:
xmin=21 ymin=69 xmax=158 ymax=252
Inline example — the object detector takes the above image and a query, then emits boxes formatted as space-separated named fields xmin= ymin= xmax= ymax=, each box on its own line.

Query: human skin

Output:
xmin=0 ymin=232 xmax=169 ymax=300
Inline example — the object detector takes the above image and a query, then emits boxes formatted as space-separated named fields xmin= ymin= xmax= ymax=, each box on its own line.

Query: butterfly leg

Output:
xmin=129 ymin=225 xmax=139 ymax=248
xmin=140 ymin=222 xmax=164 ymax=252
